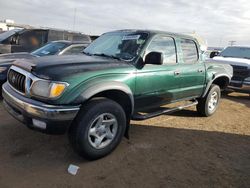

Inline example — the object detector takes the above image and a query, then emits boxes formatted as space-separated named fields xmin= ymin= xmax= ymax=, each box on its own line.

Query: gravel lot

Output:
xmin=0 ymin=93 xmax=249 ymax=188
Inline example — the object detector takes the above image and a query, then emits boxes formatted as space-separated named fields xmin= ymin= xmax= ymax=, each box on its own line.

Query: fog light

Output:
xmin=32 ymin=119 xmax=47 ymax=129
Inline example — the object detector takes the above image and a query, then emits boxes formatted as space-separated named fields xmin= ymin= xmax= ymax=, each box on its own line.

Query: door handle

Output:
xmin=198 ymin=69 xmax=203 ymax=73
xmin=174 ymin=71 xmax=180 ymax=75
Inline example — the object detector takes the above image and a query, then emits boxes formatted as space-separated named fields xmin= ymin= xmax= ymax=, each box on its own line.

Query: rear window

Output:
xmin=180 ymin=39 xmax=198 ymax=63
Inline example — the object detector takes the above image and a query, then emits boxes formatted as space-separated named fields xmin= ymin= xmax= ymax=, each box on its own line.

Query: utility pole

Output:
xmin=228 ymin=40 xmax=236 ymax=46
xmin=73 ymin=8 xmax=77 ymax=31
xmin=219 ymin=36 xmax=223 ymax=47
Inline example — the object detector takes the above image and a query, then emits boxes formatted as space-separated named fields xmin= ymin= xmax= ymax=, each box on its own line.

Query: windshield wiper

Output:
xmin=221 ymin=55 xmax=234 ymax=58
xmin=243 ymin=57 xmax=250 ymax=60
xmin=222 ymin=55 xmax=250 ymax=59
xmin=92 ymin=53 xmax=121 ymax=60
xmin=82 ymin=51 xmax=92 ymax=56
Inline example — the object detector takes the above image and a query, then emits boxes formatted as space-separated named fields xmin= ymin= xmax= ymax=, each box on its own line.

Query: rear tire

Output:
xmin=68 ymin=98 xmax=126 ymax=160
xmin=197 ymin=84 xmax=221 ymax=117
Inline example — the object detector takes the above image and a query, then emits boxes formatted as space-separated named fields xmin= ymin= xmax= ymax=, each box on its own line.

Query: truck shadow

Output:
xmin=0 ymin=117 xmax=249 ymax=187
xmin=168 ymin=109 xmax=199 ymax=117
xmin=222 ymin=93 xmax=250 ymax=108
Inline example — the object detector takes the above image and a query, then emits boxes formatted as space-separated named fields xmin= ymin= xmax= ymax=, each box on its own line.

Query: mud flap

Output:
xmin=124 ymin=119 xmax=130 ymax=139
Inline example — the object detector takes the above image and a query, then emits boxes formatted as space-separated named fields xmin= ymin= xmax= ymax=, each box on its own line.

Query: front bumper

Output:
xmin=2 ymin=83 xmax=80 ymax=134
xmin=228 ymin=80 xmax=250 ymax=94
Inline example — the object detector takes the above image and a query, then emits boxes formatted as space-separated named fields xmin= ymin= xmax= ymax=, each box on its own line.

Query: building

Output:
xmin=0 ymin=19 xmax=16 ymax=32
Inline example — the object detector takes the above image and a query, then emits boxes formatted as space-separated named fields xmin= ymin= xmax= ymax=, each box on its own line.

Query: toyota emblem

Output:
xmin=12 ymin=75 xmax=16 ymax=83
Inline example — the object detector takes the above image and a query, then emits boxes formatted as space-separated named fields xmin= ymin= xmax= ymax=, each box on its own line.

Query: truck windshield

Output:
xmin=31 ymin=42 xmax=68 ymax=57
xmin=0 ymin=29 xmax=21 ymax=42
xmin=83 ymin=31 xmax=148 ymax=61
xmin=220 ymin=46 xmax=250 ymax=59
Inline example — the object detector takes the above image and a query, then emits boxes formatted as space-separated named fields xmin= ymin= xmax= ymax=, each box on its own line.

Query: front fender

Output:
xmin=78 ymin=81 xmax=133 ymax=101
xmin=68 ymin=81 xmax=134 ymax=114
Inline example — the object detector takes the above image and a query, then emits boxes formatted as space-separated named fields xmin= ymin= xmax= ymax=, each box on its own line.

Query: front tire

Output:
xmin=197 ymin=84 xmax=221 ymax=117
xmin=69 ymin=98 xmax=126 ymax=160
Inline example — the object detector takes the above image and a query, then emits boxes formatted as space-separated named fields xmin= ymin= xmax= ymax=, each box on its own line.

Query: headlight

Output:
xmin=245 ymin=77 xmax=250 ymax=82
xmin=30 ymin=80 xmax=68 ymax=99
xmin=0 ymin=67 xmax=7 ymax=73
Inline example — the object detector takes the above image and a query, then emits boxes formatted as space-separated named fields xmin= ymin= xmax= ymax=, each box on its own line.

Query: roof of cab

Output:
xmin=50 ymin=40 xmax=90 ymax=45
xmin=106 ymin=29 xmax=195 ymax=40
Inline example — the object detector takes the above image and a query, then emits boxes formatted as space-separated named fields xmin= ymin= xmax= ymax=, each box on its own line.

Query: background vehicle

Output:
xmin=204 ymin=47 xmax=223 ymax=59
xmin=0 ymin=40 xmax=90 ymax=96
xmin=2 ymin=30 xmax=232 ymax=160
xmin=210 ymin=46 xmax=250 ymax=94
xmin=0 ymin=28 xmax=91 ymax=54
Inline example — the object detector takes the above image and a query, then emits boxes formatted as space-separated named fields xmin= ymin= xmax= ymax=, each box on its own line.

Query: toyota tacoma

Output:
xmin=2 ymin=30 xmax=232 ymax=160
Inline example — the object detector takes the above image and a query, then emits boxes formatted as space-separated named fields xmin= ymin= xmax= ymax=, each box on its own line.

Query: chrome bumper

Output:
xmin=2 ymin=83 xmax=80 ymax=121
xmin=228 ymin=80 xmax=250 ymax=93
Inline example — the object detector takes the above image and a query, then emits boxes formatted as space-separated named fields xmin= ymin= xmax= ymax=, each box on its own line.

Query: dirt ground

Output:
xmin=0 ymin=93 xmax=249 ymax=188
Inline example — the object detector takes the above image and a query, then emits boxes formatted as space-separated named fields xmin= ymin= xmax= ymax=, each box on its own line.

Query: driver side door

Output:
xmin=134 ymin=35 xmax=182 ymax=111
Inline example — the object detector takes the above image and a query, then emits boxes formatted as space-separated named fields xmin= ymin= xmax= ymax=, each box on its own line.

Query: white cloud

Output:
xmin=0 ymin=0 xmax=250 ymax=47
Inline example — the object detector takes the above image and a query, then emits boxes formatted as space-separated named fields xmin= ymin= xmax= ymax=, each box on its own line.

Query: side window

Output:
xmin=146 ymin=36 xmax=176 ymax=64
xmin=63 ymin=46 xmax=85 ymax=55
xmin=180 ymin=39 xmax=198 ymax=63
xmin=33 ymin=30 xmax=48 ymax=45
xmin=19 ymin=30 xmax=47 ymax=48
xmin=18 ymin=32 xmax=31 ymax=46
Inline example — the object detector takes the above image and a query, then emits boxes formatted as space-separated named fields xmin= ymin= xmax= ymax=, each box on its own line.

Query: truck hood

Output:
xmin=212 ymin=56 xmax=250 ymax=68
xmin=0 ymin=44 xmax=11 ymax=54
xmin=13 ymin=54 xmax=134 ymax=80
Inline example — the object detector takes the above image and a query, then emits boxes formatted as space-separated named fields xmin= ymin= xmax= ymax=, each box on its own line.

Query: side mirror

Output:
xmin=145 ymin=52 xmax=163 ymax=65
xmin=210 ymin=51 xmax=219 ymax=58
xmin=10 ymin=34 xmax=19 ymax=45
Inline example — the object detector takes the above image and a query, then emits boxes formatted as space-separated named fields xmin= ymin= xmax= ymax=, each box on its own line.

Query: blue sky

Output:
xmin=0 ymin=0 xmax=250 ymax=47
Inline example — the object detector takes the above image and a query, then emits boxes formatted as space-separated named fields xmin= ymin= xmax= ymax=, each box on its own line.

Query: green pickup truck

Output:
xmin=2 ymin=30 xmax=232 ymax=160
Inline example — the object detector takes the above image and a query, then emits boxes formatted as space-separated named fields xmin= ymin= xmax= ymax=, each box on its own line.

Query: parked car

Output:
xmin=2 ymin=30 xmax=232 ymax=160
xmin=0 ymin=28 xmax=91 ymax=54
xmin=210 ymin=46 xmax=250 ymax=94
xmin=0 ymin=40 xmax=90 ymax=95
xmin=203 ymin=47 xmax=223 ymax=59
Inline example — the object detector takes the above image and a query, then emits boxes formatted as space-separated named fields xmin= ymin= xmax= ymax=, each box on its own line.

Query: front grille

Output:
xmin=8 ymin=69 xmax=26 ymax=93
xmin=231 ymin=65 xmax=250 ymax=82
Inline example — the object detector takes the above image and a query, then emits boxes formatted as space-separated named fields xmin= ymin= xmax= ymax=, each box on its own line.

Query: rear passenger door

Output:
xmin=177 ymin=38 xmax=206 ymax=99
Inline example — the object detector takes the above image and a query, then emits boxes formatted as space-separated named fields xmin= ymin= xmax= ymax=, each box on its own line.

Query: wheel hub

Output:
xmin=208 ymin=91 xmax=218 ymax=112
xmin=88 ymin=113 xmax=118 ymax=149
xmin=96 ymin=125 xmax=106 ymax=135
